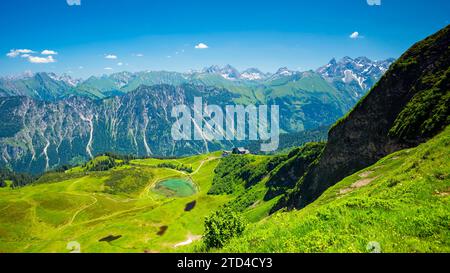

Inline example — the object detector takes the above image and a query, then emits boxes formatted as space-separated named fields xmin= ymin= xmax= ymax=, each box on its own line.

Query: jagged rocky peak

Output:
xmin=316 ymin=56 xmax=395 ymax=90
xmin=0 ymin=70 xmax=35 ymax=81
xmin=202 ymin=64 xmax=241 ymax=80
xmin=46 ymin=72 xmax=82 ymax=87
xmin=317 ymin=56 xmax=394 ymax=78
xmin=274 ymin=67 xmax=296 ymax=76
xmin=240 ymin=68 xmax=267 ymax=80
xmin=109 ymin=71 xmax=136 ymax=87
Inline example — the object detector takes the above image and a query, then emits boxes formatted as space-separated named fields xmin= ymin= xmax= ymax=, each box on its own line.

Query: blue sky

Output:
xmin=0 ymin=0 xmax=449 ymax=78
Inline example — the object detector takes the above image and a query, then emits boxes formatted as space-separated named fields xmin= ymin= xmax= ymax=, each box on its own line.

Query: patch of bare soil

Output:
xmin=144 ymin=249 xmax=160 ymax=253
xmin=174 ymin=234 xmax=202 ymax=248
xmin=434 ymin=187 xmax=450 ymax=197
xmin=339 ymin=176 xmax=379 ymax=195
xmin=358 ymin=171 xmax=374 ymax=178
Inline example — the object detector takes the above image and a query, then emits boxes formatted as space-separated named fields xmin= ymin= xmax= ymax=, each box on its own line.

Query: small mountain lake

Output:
xmin=153 ymin=177 xmax=197 ymax=197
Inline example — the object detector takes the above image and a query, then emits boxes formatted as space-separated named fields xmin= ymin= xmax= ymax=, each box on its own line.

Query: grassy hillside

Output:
xmin=1 ymin=126 xmax=448 ymax=253
xmin=0 ymin=149 xmax=296 ymax=253
xmin=0 ymin=152 xmax=234 ymax=252
xmin=219 ymin=126 xmax=450 ymax=253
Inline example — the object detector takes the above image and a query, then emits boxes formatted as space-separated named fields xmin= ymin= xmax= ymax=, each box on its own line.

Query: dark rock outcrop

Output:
xmin=281 ymin=25 xmax=450 ymax=210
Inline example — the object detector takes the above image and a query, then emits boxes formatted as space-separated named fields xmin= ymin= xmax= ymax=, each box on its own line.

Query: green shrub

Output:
xmin=203 ymin=208 xmax=246 ymax=249
xmin=157 ymin=162 xmax=193 ymax=173
xmin=83 ymin=156 xmax=118 ymax=172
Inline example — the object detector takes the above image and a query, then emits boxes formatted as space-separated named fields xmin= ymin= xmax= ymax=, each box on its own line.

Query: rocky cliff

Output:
xmin=279 ymin=25 xmax=450 ymax=210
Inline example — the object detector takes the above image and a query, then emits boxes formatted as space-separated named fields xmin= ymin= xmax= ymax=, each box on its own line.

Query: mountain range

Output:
xmin=0 ymin=57 xmax=394 ymax=174
xmin=0 ymin=57 xmax=393 ymax=101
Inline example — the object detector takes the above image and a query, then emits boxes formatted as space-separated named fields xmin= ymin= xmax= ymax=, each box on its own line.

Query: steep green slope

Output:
xmin=220 ymin=126 xmax=450 ymax=253
xmin=198 ymin=143 xmax=324 ymax=230
xmin=281 ymin=24 xmax=450 ymax=210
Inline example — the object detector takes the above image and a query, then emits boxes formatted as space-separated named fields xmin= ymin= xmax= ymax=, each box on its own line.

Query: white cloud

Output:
xmin=104 ymin=67 xmax=113 ymax=70
xmin=6 ymin=49 xmax=35 ymax=58
xmin=367 ymin=0 xmax=381 ymax=6
xmin=350 ymin=31 xmax=360 ymax=39
xmin=78 ymin=66 xmax=84 ymax=69
xmin=105 ymin=54 xmax=118 ymax=59
xmin=117 ymin=62 xmax=123 ymax=66
xmin=194 ymin=43 xmax=209 ymax=49
xmin=133 ymin=53 xmax=144 ymax=57
xmin=20 ymin=54 xmax=31 ymax=58
xmin=67 ymin=0 xmax=81 ymax=6
xmin=41 ymin=49 xmax=58 ymax=55
xmin=27 ymin=55 xmax=56 ymax=64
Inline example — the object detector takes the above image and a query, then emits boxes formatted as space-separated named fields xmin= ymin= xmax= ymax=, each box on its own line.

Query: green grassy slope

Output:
xmin=0 ymin=148 xmax=313 ymax=253
xmin=1 ymin=125 xmax=448 ymax=253
xmin=220 ymin=126 xmax=450 ymax=253
xmin=0 ymin=152 xmax=236 ymax=253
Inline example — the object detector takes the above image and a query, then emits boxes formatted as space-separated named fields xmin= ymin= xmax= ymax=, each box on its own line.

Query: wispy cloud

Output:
xmin=104 ymin=67 xmax=113 ymax=70
xmin=41 ymin=49 xmax=58 ymax=55
xmin=367 ymin=0 xmax=381 ymax=6
xmin=105 ymin=54 xmax=118 ymax=59
xmin=117 ymin=62 xmax=123 ymax=66
xmin=350 ymin=31 xmax=360 ymax=39
xmin=28 ymin=55 xmax=56 ymax=64
xmin=7 ymin=48 xmax=58 ymax=64
xmin=66 ymin=0 xmax=81 ymax=6
xmin=6 ymin=49 xmax=35 ymax=58
xmin=194 ymin=43 xmax=209 ymax=49
xmin=133 ymin=53 xmax=144 ymax=57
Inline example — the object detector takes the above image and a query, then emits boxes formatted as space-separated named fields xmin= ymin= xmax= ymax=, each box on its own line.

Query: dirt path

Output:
xmin=74 ymin=203 xmax=160 ymax=227
xmin=174 ymin=234 xmax=202 ymax=248
xmin=55 ymin=178 xmax=100 ymax=229
xmin=64 ymin=194 xmax=98 ymax=227
xmin=190 ymin=156 xmax=219 ymax=176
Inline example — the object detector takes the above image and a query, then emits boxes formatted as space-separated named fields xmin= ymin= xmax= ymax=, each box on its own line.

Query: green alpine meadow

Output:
xmin=0 ymin=1 xmax=449 ymax=255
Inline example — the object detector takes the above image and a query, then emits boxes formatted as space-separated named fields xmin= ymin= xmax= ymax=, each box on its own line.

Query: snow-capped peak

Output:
xmin=273 ymin=67 xmax=297 ymax=78
xmin=240 ymin=68 xmax=267 ymax=80
xmin=202 ymin=64 xmax=241 ymax=80
xmin=47 ymin=72 xmax=82 ymax=87
xmin=317 ymin=56 xmax=394 ymax=89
